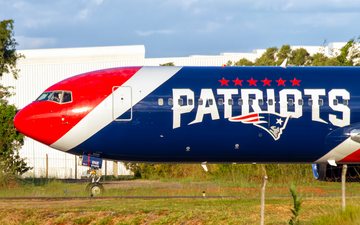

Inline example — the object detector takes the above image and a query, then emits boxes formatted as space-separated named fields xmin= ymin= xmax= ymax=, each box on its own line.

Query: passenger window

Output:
xmin=318 ymin=99 xmax=324 ymax=106
xmin=258 ymin=99 xmax=264 ymax=106
xmin=308 ymin=99 xmax=313 ymax=106
xmin=268 ymin=99 xmax=274 ymax=105
xmin=168 ymin=98 xmax=173 ymax=106
xmin=198 ymin=99 xmax=203 ymax=105
xmin=178 ymin=99 xmax=183 ymax=106
xmin=288 ymin=99 xmax=294 ymax=106
xmin=333 ymin=99 xmax=338 ymax=106
xmin=249 ymin=99 xmax=253 ymax=105
xmin=218 ymin=98 xmax=224 ymax=105
xmin=228 ymin=99 xmax=234 ymax=105
xmin=188 ymin=99 xmax=193 ymax=105
xmin=344 ymin=99 xmax=349 ymax=106
xmin=158 ymin=98 xmax=164 ymax=106
xmin=298 ymin=99 xmax=303 ymax=106
xmin=238 ymin=99 xmax=243 ymax=106
xmin=208 ymin=99 xmax=214 ymax=105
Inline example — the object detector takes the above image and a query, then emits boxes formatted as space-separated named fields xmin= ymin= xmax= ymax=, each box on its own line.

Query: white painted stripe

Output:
xmin=51 ymin=66 xmax=182 ymax=151
xmin=315 ymin=137 xmax=360 ymax=163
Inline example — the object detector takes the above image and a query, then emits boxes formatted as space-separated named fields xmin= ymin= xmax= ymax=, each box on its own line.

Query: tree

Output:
xmin=160 ymin=62 xmax=175 ymax=66
xmin=311 ymin=53 xmax=341 ymax=66
xmin=255 ymin=47 xmax=278 ymax=66
xmin=0 ymin=20 xmax=23 ymax=79
xmin=234 ymin=58 xmax=254 ymax=66
xmin=290 ymin=48 xmax=311 ymax=66
xmin=0 ymin=19 xmax=29 ymax=181
xmin=276 ymin=45 xmax=291 ymax=65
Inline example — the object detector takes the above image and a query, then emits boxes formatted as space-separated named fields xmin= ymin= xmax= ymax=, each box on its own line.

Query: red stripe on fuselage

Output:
xmin=340 ymin=148 xmax=360 ymax=162
xmin=17 ymin=67 xmax=141 ymax=146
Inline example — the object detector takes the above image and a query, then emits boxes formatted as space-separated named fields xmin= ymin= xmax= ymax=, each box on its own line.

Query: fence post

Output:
xmin=260 ymin=165 xmax=268 ymax=225
xmin=104 ymin=160 xmax=107 ymax=181
xmin=342 ymin=164 xmax=348 ymax=211
xmin=113 ymin=161 xmax=118 ymax=178
xmin=45 ymin=154 xmax=48 ymax=178
xmin=74 ymin=155 xmax=77 ymax=180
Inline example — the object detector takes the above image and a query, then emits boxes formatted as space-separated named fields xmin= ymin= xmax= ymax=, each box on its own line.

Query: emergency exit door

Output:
xmin=112 ymin=86 xmax=132 ymax=121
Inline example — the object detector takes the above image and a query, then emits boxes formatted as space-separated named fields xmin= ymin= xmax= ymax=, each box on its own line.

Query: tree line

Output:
xmin=227 ymin=40 xmax=359 ymax=67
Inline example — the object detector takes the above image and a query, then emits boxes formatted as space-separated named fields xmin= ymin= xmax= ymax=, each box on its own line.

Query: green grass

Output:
xmin=313 ymin=206 xmax=360 ymax=225
xmin=1 ymin=197 xmax=360 ymax=224
xmin=0 ymin=179 xmax=360 ymax=224
xmin=1 ymin=178 xmax=360 ymax=199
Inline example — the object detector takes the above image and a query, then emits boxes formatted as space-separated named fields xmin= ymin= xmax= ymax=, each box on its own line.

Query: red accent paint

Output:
xmin=340 ymin=148 xmax=360 ymax=162
xmin=218 ymin=77 xmax=229 ymax=86
xmin=14 ymin=67 xmax=141 ymax=146
xmin=261 ymin=78 xmax=272 ymax=86
xmin=290 ymin=77 xmax=301 ymax=86
xmin=247 ymin=77 xmax=258 ymax=86
xmin=232 ymin=77 xmax=243 ymax=86
xmin=276 ymin=78 xmax=286 ymax=86
xmin=231 ymin=113 xmax=258 ymax=121
xmin=245 ymin=118 xmax=259 ymax=122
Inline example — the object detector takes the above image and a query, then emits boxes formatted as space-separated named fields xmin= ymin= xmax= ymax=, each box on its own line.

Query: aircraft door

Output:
xmin=112 ymin=86 xmax=132 ymax=121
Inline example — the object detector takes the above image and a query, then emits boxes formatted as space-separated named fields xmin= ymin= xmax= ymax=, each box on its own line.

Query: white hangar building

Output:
xmin=1 ymin=43 xmax=347 ymax=179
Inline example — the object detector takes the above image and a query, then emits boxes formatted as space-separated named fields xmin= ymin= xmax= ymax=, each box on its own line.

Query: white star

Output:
xmin=276 ymin=118 xmax=283 ymax=125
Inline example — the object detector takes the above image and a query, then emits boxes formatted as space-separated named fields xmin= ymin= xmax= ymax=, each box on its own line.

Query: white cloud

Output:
xmin=77 ymin=8 xmax=90 ymax=20
xmin=76 ymin=0 xmax=105 ymax=20
xmin=199 ymin=21 xmax=222 ymax=33
xmin=93 ymin=0 xmax=104 ymax=5
xmin=16 ymin=36 xmax=57 ymax=49
xmin=135 ymin=29 xmax=175 ymax=37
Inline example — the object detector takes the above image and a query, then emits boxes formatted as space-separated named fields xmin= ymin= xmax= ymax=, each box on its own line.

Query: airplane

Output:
xmin=13 ymin=66 xmax=360 ymax=195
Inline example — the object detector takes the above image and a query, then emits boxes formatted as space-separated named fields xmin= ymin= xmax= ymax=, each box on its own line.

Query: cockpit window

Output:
xmin=36 ymin=91 xmax=72 ymax=104
xmin=62 ymin=92 xmax=72 ymax=103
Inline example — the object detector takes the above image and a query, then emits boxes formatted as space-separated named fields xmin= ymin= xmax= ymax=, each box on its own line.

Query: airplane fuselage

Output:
xmin=14 ymin=66 xmax=360 ymax=164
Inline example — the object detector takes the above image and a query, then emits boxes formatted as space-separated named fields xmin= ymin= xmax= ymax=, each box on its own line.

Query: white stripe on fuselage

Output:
xmin=315 ymin=137 xmax=360 ymax=163
xmin=51 ymin=66 xmax=182 ymax=151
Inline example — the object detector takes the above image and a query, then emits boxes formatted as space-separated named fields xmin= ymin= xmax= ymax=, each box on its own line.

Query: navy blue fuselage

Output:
xmin=69 ymin=66 xmax=360 ymax=163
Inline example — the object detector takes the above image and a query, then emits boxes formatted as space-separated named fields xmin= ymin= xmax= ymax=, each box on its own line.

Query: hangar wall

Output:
xmin=1 ymin=43 xmax=346 ymax=178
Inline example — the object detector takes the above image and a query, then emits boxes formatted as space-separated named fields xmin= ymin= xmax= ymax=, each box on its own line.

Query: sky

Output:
xmin=1 ymin=0 xmax=360 ymax=57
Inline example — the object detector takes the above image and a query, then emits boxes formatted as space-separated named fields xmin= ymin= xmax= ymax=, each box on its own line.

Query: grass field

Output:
xmin=0 ymin=179 xmax=360 ymax=224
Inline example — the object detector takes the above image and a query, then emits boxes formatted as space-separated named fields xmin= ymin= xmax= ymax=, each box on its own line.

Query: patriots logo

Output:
xmin=229 ymin=112 xmax=290 ymax=141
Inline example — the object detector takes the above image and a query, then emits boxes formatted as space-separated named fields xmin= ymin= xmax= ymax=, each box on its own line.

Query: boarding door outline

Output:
xmin=112 ymin=86 xmax=132 ymax=121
